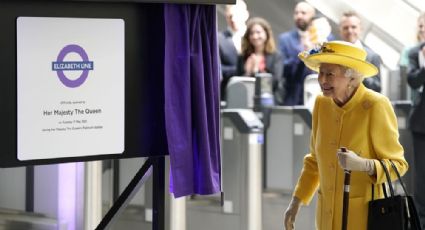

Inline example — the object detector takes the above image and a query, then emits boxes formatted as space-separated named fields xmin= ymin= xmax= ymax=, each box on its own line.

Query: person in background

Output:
xmin=339 ymin=11 xmax=383 ymax=93
xmin=415 ymin=12 xmax=425 ymax=44
xmin=278 ymin=1 xmax=316 ymax=105
xmin=407 ymin=22 xmax=425 ymax=228
xmin=303 ymin=14 xmax=337 ymax=111
xmin=218 ymin=0 xmax=249 ymax=102
xmin=400 ymin=12 xmax=425 ymax=103
xmin=400 ymin=12 xmax=425 ymax=67
xmin=309 ymin=14 xmax=335 ymax=45
xmin=283 ymin=41 xmax=408 ymax=230
xmin=237 ymin=17 xmax=285 ymax=105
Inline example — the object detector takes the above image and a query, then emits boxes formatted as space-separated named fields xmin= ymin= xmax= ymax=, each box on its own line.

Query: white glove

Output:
xmin=337 ymin=148 xmax=375 ymax=175
xmin=284 ymin=196 xmax=301 ymax=230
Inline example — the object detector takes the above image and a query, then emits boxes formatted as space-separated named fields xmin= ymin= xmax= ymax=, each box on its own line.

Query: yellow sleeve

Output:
xmin=369 ymin=97 xmax=408 ymax=184
xmin=293 ymin=97 xmax=320 ymax=205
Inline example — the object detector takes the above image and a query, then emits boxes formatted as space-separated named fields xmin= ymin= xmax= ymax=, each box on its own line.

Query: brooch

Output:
xmin=320 ymin=45 xmax=335 ymax=53
xmin=306 ymin=43 xmax=335 ymax=56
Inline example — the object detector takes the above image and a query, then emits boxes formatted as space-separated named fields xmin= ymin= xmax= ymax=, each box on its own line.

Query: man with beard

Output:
xmin=278 ymin=1 xmax=316 ymax=105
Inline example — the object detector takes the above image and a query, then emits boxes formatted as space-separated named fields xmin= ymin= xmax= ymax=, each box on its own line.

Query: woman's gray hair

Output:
xmin=341 ymin=66 xmax=364 ymax=86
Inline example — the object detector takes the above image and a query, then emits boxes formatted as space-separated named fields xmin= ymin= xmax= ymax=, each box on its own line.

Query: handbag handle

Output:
xmin=371 ymin=183 xmax=389 ymax=201
xmin=389 ymin=160 xmax=410 ymax=196
xmin=378 ymin=160 xmax=395 ymax=197
xmin=371 ymin=160 xmax=395 ymax=200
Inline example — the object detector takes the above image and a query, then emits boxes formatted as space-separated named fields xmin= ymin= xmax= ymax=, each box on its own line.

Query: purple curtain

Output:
xmin=164 ymin=4 xmax=221 ymax=197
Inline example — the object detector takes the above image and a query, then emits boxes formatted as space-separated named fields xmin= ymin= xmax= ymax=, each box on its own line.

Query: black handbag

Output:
xmin=367 ymin=160 xmax=421 ymax=230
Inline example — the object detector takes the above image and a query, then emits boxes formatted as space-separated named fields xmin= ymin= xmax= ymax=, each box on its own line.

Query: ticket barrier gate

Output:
xmin=264 ymin=106 xmax=312 ymax=192
xmin=392 ymin=100 xmax=414 ymax=192
xmin=226 ymin=77 xmax=255 ymax=109
xmin=186 ymin=109 xmax=263 ymax=230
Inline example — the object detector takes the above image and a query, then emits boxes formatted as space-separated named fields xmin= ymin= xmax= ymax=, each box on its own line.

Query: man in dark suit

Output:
xmin=339 ymin=11 xmax=382 ymax=93
xmin=218 ymin=0 xmax=249 ymax=101
xmin=278 ymin=1 xmax=316 ymax=105
xmin=407 ymin=42 xmax=425 ymax=230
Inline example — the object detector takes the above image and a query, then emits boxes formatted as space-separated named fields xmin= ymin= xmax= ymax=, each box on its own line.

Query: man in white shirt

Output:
xmin=339 ymin=11 xmax=382 ymax=92
xmin=218 ymin=0 xmax=249 ymax=101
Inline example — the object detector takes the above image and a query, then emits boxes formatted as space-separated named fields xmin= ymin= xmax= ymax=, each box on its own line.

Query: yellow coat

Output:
xmin=293 ymin=84 xmax=408 ymax=230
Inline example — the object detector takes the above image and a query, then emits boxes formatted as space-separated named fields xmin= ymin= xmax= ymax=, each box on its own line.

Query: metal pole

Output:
xmin=85 ymin=161 xmax=103 ymax=230
xmin=25 ymin=166 xmax=34 ymax=212
xmin=152 ymin=156 xmax=165 ymax=230
xmin=113 ymin=159 xmax=120 ymax=202
xmin=341 ymin=147 xmax=351 ymax=230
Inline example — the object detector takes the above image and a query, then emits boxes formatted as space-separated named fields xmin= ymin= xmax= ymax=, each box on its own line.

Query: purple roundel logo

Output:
xmin=52 ymin=44 xmax=94 ymax=88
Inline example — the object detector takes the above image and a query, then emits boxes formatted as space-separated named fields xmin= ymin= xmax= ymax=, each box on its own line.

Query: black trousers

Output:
xmin=412 ymin=132 xmax=425 ymax=230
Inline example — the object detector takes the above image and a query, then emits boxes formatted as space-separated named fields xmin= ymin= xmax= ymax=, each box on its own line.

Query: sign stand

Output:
xmin=95 ymin=156 xmax=165 ymax=230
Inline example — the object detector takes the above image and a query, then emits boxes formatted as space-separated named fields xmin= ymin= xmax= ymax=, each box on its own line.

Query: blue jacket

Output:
xmin=278 ymin=29 xmax=313 ymax=105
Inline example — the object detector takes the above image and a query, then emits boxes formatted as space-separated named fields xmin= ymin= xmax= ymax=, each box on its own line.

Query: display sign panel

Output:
xmin=17 ymin=17 xmax=125 ymax=160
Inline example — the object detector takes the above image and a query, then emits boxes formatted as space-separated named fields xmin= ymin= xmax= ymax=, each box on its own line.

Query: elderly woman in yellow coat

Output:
xmin=283 ymin=41 xmax=408 ymax=230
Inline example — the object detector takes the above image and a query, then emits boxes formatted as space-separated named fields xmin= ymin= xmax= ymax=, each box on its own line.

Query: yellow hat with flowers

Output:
xmin=298 ymin=40 xmax=378 ymax=78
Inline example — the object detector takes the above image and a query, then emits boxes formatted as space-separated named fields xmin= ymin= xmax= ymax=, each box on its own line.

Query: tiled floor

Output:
xmin=111 ymin=191 xmax=317 ymax=230
xmin=0 ymin=188 xmax=316 ymax=230
xmin=0 ymin=209 xmax=61 ymax=230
